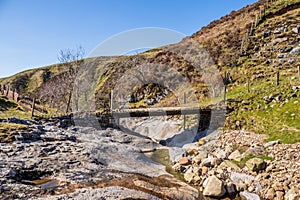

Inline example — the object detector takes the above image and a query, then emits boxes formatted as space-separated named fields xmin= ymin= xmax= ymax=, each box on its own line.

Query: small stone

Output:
xmin=226 ymin=182 xmax=237 ymax=198
xmin=276 ymin=191 xmax=284 ymax=199
xmin=172 ymin=163 xmax=184 ymax=172
xmin=230 ymin=172 xmax=255 ymax=184
xmin=266 ymin=188 xmax=275 ymax=200
xmin=219 ymin=160 xmax=240 ymax=170
xmin=265 ymin=164 xmax=274 ymax=173
xmin=264 ymin=140 xmax=280 ymax=148
xmin=198 ymin=139 xmax=206 ymax=145
xmin=292 ymin=26 xmax=300 ymax=34
xmin=247 ymin=186 xmax=254 ymax=193
xmin=201 ymin=166 xmax=209 ymax=175
xmin=192 ymin=151 xmax=207 ymax=164
xmin=284 ymin=187 xmax=300 ymax=200
xmin=290 ymin=46 xmax=300 ymax=56
xmin=243 ymin=146 xmax=266 ymax=157
xmin=228 ymin=150 xmax=242 ymax=161
xmin=178 ymin=157 xmax=190 ymax=165
xmin=201 ymin=156 xmax=214 ymax=167
xmin=240 ymin=191 xmax=260 ymax=200
xmin=211 ymin=157 xmax=221 ymax=166
xmin=184 ymin=170 xmax=194 ymax=183
xmin=203 ymin=175 xmax=226 ymax=198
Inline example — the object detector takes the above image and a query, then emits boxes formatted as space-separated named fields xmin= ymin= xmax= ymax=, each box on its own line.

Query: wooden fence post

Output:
xmin=31 ymin=97 xmax=36 ymax=118
xmin=183 ymin=92 xmax=187 ymax=130
xmin=247 ymin=78 xmax=250 ymax=93
xmin=110 ymin=90 xmax=114 ymax=112
xmin=298 ymin=66 xmax=300 ymax=80
xmin=276 ymin=71 xmax=280 ymax=86
xmin=224 ymin=85 xmax=227 ymax=103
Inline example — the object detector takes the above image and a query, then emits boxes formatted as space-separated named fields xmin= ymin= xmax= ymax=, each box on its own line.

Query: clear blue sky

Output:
xmin=0 ymin=0 xmax=257 ymax=78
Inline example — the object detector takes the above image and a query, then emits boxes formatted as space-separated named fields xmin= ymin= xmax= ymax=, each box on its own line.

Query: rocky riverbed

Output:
xmin=1 ymin=117 xmax=299 ymax=199
xmin=0 ymin=118 xmax=199 ymax=199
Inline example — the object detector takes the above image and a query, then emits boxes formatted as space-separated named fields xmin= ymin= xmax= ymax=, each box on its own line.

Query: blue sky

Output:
xmin=0 ymin=0 xmax=257 ymax=78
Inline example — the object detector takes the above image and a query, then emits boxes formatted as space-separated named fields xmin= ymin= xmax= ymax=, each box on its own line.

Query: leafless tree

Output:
xmin=57 ymin=46 xmax=85 ymax=113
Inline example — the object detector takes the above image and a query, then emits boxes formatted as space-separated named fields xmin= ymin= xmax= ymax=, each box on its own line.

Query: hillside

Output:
xmin=0 ymin=0 xmax=299 ymax=143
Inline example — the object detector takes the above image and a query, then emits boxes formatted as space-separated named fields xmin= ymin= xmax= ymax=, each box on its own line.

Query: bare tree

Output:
xmin=57 ymin=46 xmax=85 ymax=114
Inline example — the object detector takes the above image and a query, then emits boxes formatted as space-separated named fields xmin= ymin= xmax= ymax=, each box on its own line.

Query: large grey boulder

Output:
xmin=203 ymin=175 xmax=226 ymax=198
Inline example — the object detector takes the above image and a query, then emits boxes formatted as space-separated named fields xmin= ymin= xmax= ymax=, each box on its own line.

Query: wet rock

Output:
xmin=240 ymin=191 xmax=260 ymax=200
xmin=245 ymin=158 xmax=266 ymax=172
xmin=203 ymin=175 xmax=226 ymax=198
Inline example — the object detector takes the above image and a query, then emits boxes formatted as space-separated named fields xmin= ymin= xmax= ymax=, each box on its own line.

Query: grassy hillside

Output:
xmin=0 ymin=0 xmax=299 ymax=143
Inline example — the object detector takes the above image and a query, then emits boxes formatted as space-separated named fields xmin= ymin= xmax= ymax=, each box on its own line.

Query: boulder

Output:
xmin=240 ymin=191 xmax=260 ymax=200
xmin=245 ymin=158 xmax=266 ymax=172
xmin=203 ymin=175 xmax=226 ymax=198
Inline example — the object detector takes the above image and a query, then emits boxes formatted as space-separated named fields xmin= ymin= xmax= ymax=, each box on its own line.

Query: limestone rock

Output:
xmin=228 ymin=150 xmax=242 ymax=161
xmin=230 ymin=172 xmax=254 ymax=184
xmin=290 ymin=46 xmax=300 ymax=56
xmin=192 ymin=151 xmax=207 ymax=164
xmin=245 ymin=158 xmax=266 ymax=172
xmin=284 ymin=187 xmax=300 ymax=200
xmin=264 ymin=140 xmax=280 ymax=148
xmin=201 ymin=155 xmax=214 ymax=167
xmin=178 ymin=157 xmax=190 ymax=165
xmin=219 ymin=160 xmax=240 ymax=170
xmin=203 ymin=175 xmax=226 ymax=198
xmin=225 ymin=182 xmax=237 ymax=198
xmin=184 ymin=170 xmax=194 ymax=183
xmin=243 ymin=146 xmax=266 ymax=157
xmin=240 ymin=191 xmax=260 ymax=200
xmin=266 ymin=188 xmax=275 ymax=199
